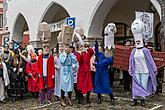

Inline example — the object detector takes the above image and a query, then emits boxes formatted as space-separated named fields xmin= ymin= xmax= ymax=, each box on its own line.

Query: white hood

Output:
xmin=104 ymin=23 xmax=116 ymax=49
xmin=131 ymin=19 xmax=144 ymax=48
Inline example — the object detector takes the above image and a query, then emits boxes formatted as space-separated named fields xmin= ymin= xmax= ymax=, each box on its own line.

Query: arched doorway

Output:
xmin=40 ymin=2 xmax=70 ymax=49
xmin=89 ymin=0 xmax=160 ymax=45
xmin=12 ymin=13 xmax=29 ymax=48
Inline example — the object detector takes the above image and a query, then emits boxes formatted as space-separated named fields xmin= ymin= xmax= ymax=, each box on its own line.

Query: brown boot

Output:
xmin=61 ymin=99 xmax=67 ymax=107
xmin=68 ymin=98 xmax=73 ymax=106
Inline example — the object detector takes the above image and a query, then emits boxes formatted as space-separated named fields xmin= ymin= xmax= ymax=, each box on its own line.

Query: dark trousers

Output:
xmin=109 ymin=67 xmax=115 ymax=87
xmin=32 ymin=92 xmax=39 ymax=98
xmin=77 ymin=90 xmax=90 ymax=101
xmin=61 ymin=90 xmax=72 ymax=99
xmin=74 ymin=83 xmax=78 ymax=98
xmin=123 ymin=70 xmax=132 ymax=91
xmin=97 ymin=93 xmax=114 ymax=100
xmin=91 ymin=71 xmax=95 ymax=87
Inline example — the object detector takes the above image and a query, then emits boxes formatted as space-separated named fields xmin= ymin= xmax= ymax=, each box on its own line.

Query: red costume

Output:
xmin=37 ymin=55 xmax=55 ymax=90
xmin=26 ymin=62 xmax=39 ymax=92
xmin=77 ymin=48 xmax=94 ymax=94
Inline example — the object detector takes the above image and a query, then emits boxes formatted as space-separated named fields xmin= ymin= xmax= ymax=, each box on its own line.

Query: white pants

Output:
xmin=0 ymin=77 xmax=5 ymax=101
xmin=135 ymin=73 xmax=149 ymax=90
xmin=135 ymin=73 xmax=149 ymax=99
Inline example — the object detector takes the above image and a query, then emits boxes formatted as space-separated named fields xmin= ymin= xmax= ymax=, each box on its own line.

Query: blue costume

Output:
xmin=59 ymin=52 xmax=78 ymax=92
xmin=94 ymin=42 xmax=113 ymax=94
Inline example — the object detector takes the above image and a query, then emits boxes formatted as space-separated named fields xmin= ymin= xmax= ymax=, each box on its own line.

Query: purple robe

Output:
xmin=128 ymin=47 xmax=157 ymax=99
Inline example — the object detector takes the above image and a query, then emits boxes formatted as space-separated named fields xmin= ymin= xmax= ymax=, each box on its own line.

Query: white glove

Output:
xmin=19 ymin=68 xmax=23 ymax=72
xmin=13 ymin=68 xmax=17 ymax=72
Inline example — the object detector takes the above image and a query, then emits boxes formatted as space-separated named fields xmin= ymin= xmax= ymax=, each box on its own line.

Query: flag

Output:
xmin=135 ymin=11 xmax=154 ymax=42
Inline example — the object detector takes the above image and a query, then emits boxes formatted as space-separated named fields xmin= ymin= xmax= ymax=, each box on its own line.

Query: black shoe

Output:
xmin=55 ymin=96 xmax=60 ymax=101
xmin=111 ymin=99 xmax=115 ymax=105
xmin=86 ymin=98 xmax=91 ymax=104
xmin=0 ymin=100 xmax=6 ymax=103
xmin=97 ymin=98 xmax=101 ymax=104
xmin=130 ymin=99 xmax=137 ymax=106
xmin=141 ymin=99 xmax=145 ymax=107
xmin=78 ymin=97 xmax=85 ymax=105
xmin=40 ymin=102 xmax=45 ymax=106
xmin=74 ymin=96 xmax=78 ymax=100
xmin=109 ymin=94 xmax=115 ymax=105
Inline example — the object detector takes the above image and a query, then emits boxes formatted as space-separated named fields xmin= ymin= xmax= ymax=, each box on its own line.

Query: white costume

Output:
xmin=129 ymin=19 xmax=157 ymax=103
xmin=0 ymin=62 xmax=10 ymax=101
xmin=72 ymin=27 xmax=86 ymax=48
xmin=26 ymin=45 xmax=35 ymax=62
xmin=104 ymin=23 xmax=117 ymax=50
xmin=54 ymin=55 xmax=61 ymax=97
xmin=131 ymin=19 xmax=144 ymax=48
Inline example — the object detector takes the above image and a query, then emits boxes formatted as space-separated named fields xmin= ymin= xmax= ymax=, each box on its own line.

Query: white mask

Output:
xmin=104 ymin=23 xmax=116 ymax=49
xmin=131 ymin=19 xmax=144 ymax=48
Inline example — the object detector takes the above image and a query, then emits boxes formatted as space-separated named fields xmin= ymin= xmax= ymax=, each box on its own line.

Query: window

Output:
xmin=114 ymin=23 xmax=133 ymax=45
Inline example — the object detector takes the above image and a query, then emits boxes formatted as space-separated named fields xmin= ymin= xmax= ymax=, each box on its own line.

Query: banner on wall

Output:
xmin=49 ymin=19 xmax=65 ymax=32
xmin=135 ymin=11 xmax=154 ymax=42
xmin=49 ymin=17 xmax=76 ymax=32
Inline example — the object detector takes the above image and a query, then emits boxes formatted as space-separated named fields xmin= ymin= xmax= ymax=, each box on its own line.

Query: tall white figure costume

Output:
xmin=131 ymin=19 xmax=144 ymax=48
xmin=72 ymin=27 xmax=86 ymax=49
xmin=129 ymin=19 xmax=157 ymax=106
xmin=26 ymin=45 xmax=35 ymax=62
xmin=104 ymin=23 xmax=117 ymax=50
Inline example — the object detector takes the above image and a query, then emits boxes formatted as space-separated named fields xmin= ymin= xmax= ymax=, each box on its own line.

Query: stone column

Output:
xmin=157 ymin=0 xmax=165 ymax=51
xmin=157 ymin=0 xmax=165 ymax=93
xmin=29 ymin=40 xmax=42 ymax=48
xmin=85 ymin=37 xmax=103 ymax=47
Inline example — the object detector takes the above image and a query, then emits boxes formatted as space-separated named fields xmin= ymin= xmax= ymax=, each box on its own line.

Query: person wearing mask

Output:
xmin=129 ymin=19 xmax=157 ymax=106
xmin=94 ymin=40 xmax=114 ymax=105
xmin=26 ymin=53 xmax=39 ymax=98
xmin=37 ymin=45 xmax=55 ymax=105
xmin=69 ymin=45 xmax=79 ymax=101
xmin=76 ymin=43 xmax=94 ymax=104
xmin=59 ymin=45 xmax=78 ymax=107
xmin=0 ymin=55 xmax=9 ymax=103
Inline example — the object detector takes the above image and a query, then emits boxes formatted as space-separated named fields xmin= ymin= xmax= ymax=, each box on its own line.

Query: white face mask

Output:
xmin=131 ymin=19 xmax=144 ymax=48
xmin=104 ymin=23 xmax=116 ymax=49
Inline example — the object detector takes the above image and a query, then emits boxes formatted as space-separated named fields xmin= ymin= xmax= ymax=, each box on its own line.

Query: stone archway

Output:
xmin=88 ymin=0 xmax=161 ymax=39
xmin=12 ymin=13 xmax=29 ymax=46
xmin=39 ymin=2 xmax=70 ymax=49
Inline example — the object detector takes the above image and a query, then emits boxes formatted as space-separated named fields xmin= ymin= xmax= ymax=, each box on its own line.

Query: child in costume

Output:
xmin=26 ymin=53 xmax=39 ymax=98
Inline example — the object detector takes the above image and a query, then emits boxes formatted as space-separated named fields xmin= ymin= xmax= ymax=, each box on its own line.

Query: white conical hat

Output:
xmin=131 ymin=19 xmax=144 ymax=48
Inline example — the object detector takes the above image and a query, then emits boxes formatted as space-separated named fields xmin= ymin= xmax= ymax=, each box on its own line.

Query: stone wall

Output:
xmin=157 ymin=0 xmax=165 ymax=51
xmin=157 ymin=0 xmax=165 ymax=93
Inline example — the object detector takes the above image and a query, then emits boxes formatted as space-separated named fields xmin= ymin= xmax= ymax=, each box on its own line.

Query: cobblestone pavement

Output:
xmin=0 ymin=85 xmax=164 ymax=110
